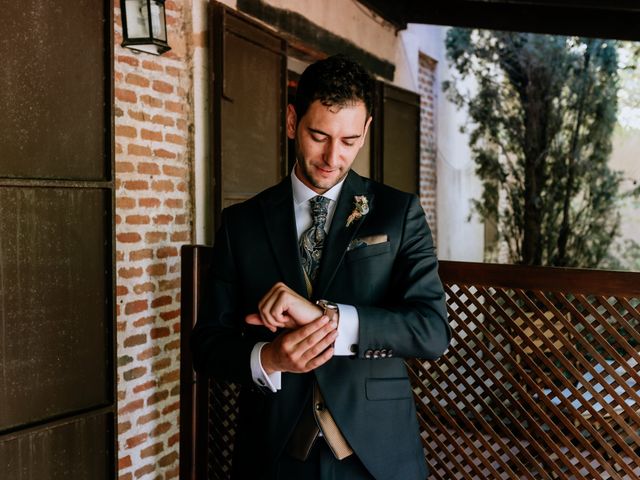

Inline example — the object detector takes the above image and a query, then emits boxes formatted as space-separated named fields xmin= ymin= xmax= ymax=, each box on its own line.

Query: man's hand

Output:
xmin=261 ymin=315 xmax=338 ymax=374
xmin=245 ymin=282 xmax=323 ymax=332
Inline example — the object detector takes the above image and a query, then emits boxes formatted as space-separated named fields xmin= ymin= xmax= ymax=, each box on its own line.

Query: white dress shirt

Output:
xmin=249 ymin=169 xmax=361 ymax=391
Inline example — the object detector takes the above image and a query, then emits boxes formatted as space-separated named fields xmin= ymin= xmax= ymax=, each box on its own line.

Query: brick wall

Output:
xmin=114 ymin=1 xmax=193 ymax=478
xmin=418 ymin=52 xmax=438 ymax=244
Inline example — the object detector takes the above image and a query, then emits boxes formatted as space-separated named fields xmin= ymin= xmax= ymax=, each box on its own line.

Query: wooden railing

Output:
xmin=180 ymin=251 xmax=640 ymax=479
xmin=416 ymin=261 xmax=640 ymax=479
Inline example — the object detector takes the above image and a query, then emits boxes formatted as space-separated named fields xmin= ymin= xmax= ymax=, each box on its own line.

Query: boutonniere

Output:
xmin=346 ymin=195 xmax=369 ymax=227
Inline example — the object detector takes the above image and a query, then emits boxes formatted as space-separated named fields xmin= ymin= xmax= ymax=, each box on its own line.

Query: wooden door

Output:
xmin=0 ymin=1 xmax=116 ymax=478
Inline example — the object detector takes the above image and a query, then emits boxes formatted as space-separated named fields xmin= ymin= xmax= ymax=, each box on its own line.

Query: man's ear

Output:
xmin=286 ymin=105 xmax=297 ymax=139
xmin=360 ymin=116 xmax=373 ymax=147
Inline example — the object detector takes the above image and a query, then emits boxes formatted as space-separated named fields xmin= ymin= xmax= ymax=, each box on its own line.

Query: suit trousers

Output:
xmin=277 ymin=438 xmax=375 ymax=480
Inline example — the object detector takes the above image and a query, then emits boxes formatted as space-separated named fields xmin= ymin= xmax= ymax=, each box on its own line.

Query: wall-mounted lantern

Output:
xmin=120 ymin=0 xmax=171 ymax=55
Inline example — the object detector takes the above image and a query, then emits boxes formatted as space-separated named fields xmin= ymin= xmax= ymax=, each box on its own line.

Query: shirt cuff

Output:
xmin=334 ymin=303 xmax=359 ymax=356
xmin=250 ymin=342 xmax=281 ymax=392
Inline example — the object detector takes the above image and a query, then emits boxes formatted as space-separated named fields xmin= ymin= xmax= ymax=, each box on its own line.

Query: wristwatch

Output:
xmin=315 ymin=299 xmax=339 ymax=321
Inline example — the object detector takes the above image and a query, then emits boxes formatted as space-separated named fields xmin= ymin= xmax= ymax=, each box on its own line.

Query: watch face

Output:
xmin=317 ymin=299 xmax=338 ymax=311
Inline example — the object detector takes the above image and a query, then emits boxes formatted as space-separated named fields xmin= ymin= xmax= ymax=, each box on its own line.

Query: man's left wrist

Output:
xmin=316 ymin=299 xmax=339 ymax=326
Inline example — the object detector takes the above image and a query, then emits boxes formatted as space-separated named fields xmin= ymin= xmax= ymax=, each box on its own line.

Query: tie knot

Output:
xmin=310 ymin=196 xmax=329 ymax=227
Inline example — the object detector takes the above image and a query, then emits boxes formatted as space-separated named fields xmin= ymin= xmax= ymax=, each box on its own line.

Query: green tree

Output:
xmin=444 ymin=29 xmax=623 ymax=267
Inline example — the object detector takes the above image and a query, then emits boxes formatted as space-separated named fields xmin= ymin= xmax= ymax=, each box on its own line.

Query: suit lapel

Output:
xmin=259 ymin=178 xmax=308 ymax=298
xmin=315 ymin=171 xmax=373 ymax=298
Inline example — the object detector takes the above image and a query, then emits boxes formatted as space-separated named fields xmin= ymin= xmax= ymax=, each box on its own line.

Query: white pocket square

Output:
xmin=347 ymin=234 xmax=388 ymax=251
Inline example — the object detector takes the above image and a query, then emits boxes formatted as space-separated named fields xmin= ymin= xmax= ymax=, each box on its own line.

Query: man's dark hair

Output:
xmin=294 ymin=54 xmax=374 ymax=122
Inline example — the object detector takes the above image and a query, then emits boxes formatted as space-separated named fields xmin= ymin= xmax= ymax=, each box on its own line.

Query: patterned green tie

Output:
xmin=299 ymin=195 xmax=330 ymax=287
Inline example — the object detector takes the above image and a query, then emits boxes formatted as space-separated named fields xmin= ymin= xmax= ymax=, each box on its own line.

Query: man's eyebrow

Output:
xmin=308 ymin=127 xmax=362 ymax=139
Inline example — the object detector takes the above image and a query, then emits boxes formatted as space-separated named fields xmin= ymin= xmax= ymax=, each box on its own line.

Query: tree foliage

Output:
xmin=444 ymin=29 xmax=623 ymax=267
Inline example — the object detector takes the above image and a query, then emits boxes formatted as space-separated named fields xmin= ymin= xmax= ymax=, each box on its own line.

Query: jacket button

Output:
xmin=315 ymin=402 xmax=324 ymax=411
xmin=387 ymin=349 xmax=393 ymax=358
xmin=350 ymin=344 xmax=358 ymax=354
xmin=364 ymin=349 xmax=373 ymax=359
xmin=380 ymin=349 xmax=387 ymax=358
xmin=373 ymin=349 xmax=380 ymax=359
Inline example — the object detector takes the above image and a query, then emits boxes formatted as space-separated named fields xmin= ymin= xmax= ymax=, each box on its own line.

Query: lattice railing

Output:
xmin=413 ymin=261 xmax=640 ymax=479
xmin=200 ymin=261 xmax=640 ymax=479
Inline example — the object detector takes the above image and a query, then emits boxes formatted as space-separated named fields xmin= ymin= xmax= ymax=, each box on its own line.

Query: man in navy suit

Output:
xmin=192 ymin=54 xmax=450 ymax=479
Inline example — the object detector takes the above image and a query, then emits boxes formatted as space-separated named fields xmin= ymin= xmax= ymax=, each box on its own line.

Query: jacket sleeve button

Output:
xmin=364 ymin=349 xmax=373 ymax=359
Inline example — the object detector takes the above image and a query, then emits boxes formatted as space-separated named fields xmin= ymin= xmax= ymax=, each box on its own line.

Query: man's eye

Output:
xmin=311 ymin=135 xmax=326 ymax=142
xmin=343 ymin=141 xmax=355 ymax=147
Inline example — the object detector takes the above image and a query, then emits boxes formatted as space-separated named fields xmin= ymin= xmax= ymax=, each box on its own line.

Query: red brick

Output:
xmin=137 ymin=345 xmax=161 ymax=361
xmin=146 ymin=263 xmax=167 ymax=276
xmin=147 ymin=390 xmax=169 ymax=406
xmin=123 ymin=366 xmax=146 ymax=381
xmin=133 ymin=282 xmax=156 ymax=294
xmin=152 ymin=358 xmax=171 ymax=372
xmin=118 ymin=421 xmax=132 ymax=436
xmin=153 ymin=214 xmax=173 ymax=225
xmin=153 ymin=80 xmax=173 ymax=94
xmin=138 ymin=162 xmax=161 ymax=175
xmin=158 ymin=452 xmax=178 ymax=470
xmin=162 ymin=401 xmax=179 ymax=415
xmin=165 ymin=466 xmax=179 ymax=479
xmin=133 ymin=380 xmax=157 ymax=394
xmin=170 ymin=385 xmax=180 ymax=397
xmin=116 ymin=285 xmax=129 ymax=296
xmin=151 ymin=180 xmax=174 ymax=192
xmin=175 ymin=214 xmax=188 ymax=225
xmin=162 ymin=165 xmax=186 ymax=178
xmin=165 ymin=133 xmax=186 ymax=146
xmin=119 ymin=455 xmax=133 ymax=470
xmin=164 ymin=339 xmax=180 ymax=351
xmin=154 ymin=148 xmax=177 ymax=159
xmin=137 ymin=410 xmax=160 ymax=425
xmin=150 ymin=327 xmax=171 ymax=339
xmin=140 ymin=94 xmax=162 ymax=108
xmin=125 ymin=72 xmax=150 ymax=88
xmin=130 ymin=248 xmax=153 ymax=261
xmin=142 ymin=59 xmax=163 ymax=71
xmin=177 ymin=181 xmax=187 ymax=192
xmin=116 ymin=161 xmax=134 ymax=173
xmin=134 ymin=463 xmax=154 ymax=478
xmin=118 ymin=473 xmax=132 ymax=480
xmin=170 ymin=231 xmax=189 ymax=242
xmin=159 ymin=278 xmax=180 ymax=291
xmin=151 ymin=295 xmax=172 ymax=308
xmin=117 ymin=197 xmax=136 ymax=209
xmin=119 ymin=267 xmax=143 ymax=279
xmin=169 ymin=264 xmax=180 ymax=274
xmin=117 ymin=232 xmax=141 ymax=244
xmin=172 ymin=322 xmax=180 ymax=333
xmin=139 ymin=197 xmax=161 ymax=208
xmin=152 ymin=422 xmax=172 ymax=438
xmin=125 ymin=300 xmax=148 ymax=315
xmin=127 ymin=109 xmax=146 ymax=121
xmin=117 ymin=55 xmax=139 ymax=67
xmin=146 ymin=231 xmax=168 ymax=243
xmin=176 ymin=118 xmax=188 ymax=130
xmin=128 ymin=144 xmax=152 ymax=157
xmin=123 ymin=180 xmax=148 ymax=191
xmin=140 ymin=441 xmax=164 ymax=458
xmin=168 ymin=432 xmax=180 ymax=447
xmin=151 ymin=114 xmax=175 ymax=127
xmin=157 ymin=246 xmax=178 ymax=258
xmin=165 ymin=65 xmax=181 ymax=78
xmin=119 ymin=399 xmax=144 ymax=415
xmin=165 ymin=198 xmax=183 ymax=209
xmin=165 ymin=100 xmax=183 ymax=113
xmin=133 ymin=315 xmax=155 ymax=328
xmin=124 ymin=334 xmax=147 ymax=348
xmin=116 ymin=125 xmax=137 ymax=138
xmin=126 ymin=215 xmax=150 ymax=225
xmin=160 ymin=309 xmax=180 ymax=321
xmin=160 ymin=369 xmax=180 ymax=385
xmin=115 ymin=88 xmax=137 ymax=103
xmin=141 ymin=128 xmax=162 ymax=141
xmin=115 ymin=214 xmax=122 ymax=225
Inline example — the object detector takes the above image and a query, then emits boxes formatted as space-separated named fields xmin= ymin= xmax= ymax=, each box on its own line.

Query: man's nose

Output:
xmin=323 ymin=142 xmax=340 ymax=166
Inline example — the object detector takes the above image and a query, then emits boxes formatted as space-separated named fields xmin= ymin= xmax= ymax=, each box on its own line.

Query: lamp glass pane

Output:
xmin=124 ymin=0 xmax=150 ymax=39
xmin=150 ymin=1 xmax=167 ymax=41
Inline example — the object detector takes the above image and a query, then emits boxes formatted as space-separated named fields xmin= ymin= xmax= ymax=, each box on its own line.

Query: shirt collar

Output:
xmin=291 ymin=165 xmax=346 ymax=206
